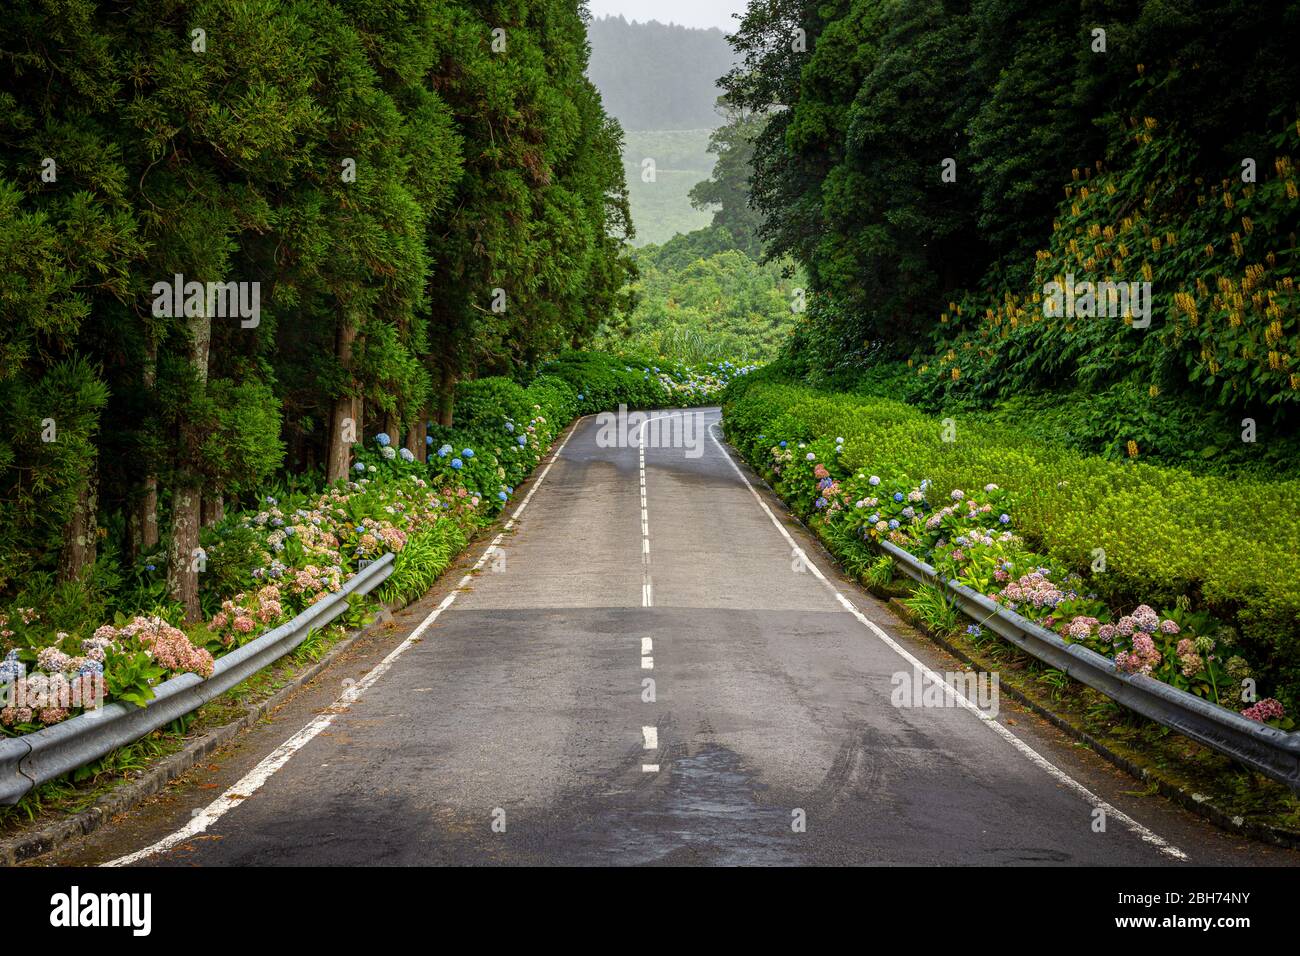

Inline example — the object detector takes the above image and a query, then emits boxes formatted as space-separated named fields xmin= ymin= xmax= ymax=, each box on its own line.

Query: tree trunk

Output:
xmin=167 ymin=307 xmax=210 ymax=622
xmin=327 ymin=319 xmax=359 ymax=483
xmin=58 ymin=469 xmax=98 ymax=583
xmin=201 ymin=494 xmax=224 ymax=527
xmin=134 ymin=340 xmax=159 ymax=558
xmin=139 ymin=477 xmax=160 ymax=549
xmin=383 ymin=410 xmax=399 ymax=446
xmin=406 ymin=407 xmax=428 ymax=462
xmin=168 ymin=487 xmax=201 ymax=618
xmin=437 ymin=370 xmax=456 ymax=427
xmin=130 ymin=477 xmax=159 ymax=560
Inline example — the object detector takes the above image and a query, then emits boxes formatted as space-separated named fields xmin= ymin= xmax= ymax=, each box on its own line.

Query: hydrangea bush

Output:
xmin=724 ymin=376 xmax=1296 ymax=731
xmin=1 ymin=353 xmax=754 ymax=736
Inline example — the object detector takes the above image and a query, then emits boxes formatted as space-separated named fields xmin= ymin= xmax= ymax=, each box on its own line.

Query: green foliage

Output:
xmin=540 ymin=351 xmax=672 ymax=416
xmin=376 ymin=521 xmax=467 ymax=606
xmin=200 ymin=524 xmax=266 ymax=608
xmin=103 ymin=646 xmax=165 ymax=709
xmin=0 ymin=3 xmax=634 ymax=619
xmin=914 ymin=118 xmax=1300 ymax=415
xmin=864 ymin=554 xmax=896 ymax=589
xmin=903 ymin=585 xmax=960 ymax=636
xmin=688 ymin=104 xmax=767 ymax=259
xmin=0 ymin=358 xmax=108 ymax=585
xmin=723 ymin=370 xmax=1300 ymax=706
xmin=599 ymin=234 xmax=803 ymax=364
xmin=725 ymin=0 xmax=1300 ymax=442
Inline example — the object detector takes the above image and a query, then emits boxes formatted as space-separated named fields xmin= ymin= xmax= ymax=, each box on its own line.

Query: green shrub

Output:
xmin=377 ymin=520 xmax=467 ymax=606
xmin=723 ymin=371 xmax=1300 ymax=705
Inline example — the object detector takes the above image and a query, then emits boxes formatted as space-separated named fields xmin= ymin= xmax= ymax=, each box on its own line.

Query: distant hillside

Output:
xmin=622 ymin=129 xmax=715 ymax=246
xmin=586 ymin=16 xmax=735 ymax=131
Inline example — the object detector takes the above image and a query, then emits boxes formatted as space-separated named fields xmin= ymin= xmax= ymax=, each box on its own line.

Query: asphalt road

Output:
xmin=43 ymin=408 xmax=1300 ymax=866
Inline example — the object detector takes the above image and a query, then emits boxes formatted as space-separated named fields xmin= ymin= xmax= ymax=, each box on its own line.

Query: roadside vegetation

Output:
xmin=715 ymin=1 xmax=1300 ymax=734
xmin=1 ymin=354 xmax=746 ymax=734
xmin=700 ymin=1 xmax=1300 ymax=816
xmin=724 ymin=371 xmax=1299 ymax=721
xmin=0 ymin=352 xmax=750 ymax=831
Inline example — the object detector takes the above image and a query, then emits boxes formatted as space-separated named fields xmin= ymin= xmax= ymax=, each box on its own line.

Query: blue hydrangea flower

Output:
xmin=517 ymin=435 xmax=526 ymax=445
xmin=577 ymin=393 xmax=585 ymax=401
xmin=146 ymin=564 xmax=156 ymax=572
xmin=779 ymin=441 xmax=787 ymax=448
xmin=497 ymin=491 xmax=508 ymax=501
xmin=462 ymin=448 xmax=474 ymax=458
xmin=451 ymin=458 xmax=463 ymax=470
xmin=375 ymin=433 xmax=391 ymax=447
xmin=354 ymin=462 xmax=366 ymax=472
xmin=888 ymin=519 xmax=900 ymax=530
xmin=966 ymin=625 xmax=983 ymax=638
xmin=869 ymin=475 xmax=881 ymax=486
xmin=78 ymin=660 xmax=104 ymax=677
xmin=893 ymin=492 xmax=904 ymax=502
xmin=999 ymin=513 xmax=1011 ymax=524
xmin=426 ymin=435 xmax=433 ymax=446
xmin=505 ymin=422 xmax=515 ymax=433
xmin=399 ymin=448 xmax=415 ymax=462
xmin=438 ymin=444 xmax=452 ymax=457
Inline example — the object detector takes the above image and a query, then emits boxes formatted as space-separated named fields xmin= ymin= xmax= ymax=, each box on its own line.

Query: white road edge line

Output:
xmin=103 ymin=416 xmax=587 ymax=867
xmin=706 ymin=421 xmax=1189 ymax=862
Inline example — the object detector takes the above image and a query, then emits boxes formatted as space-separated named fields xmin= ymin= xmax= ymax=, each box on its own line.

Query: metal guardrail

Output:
xmin=879 ymin=540 xmax=1300 ymax=793
xmin=0 ymin=552 xmax=395 ymax=806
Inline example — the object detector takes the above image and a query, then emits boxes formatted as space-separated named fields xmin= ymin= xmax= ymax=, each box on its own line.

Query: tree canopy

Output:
xmin=0 ymin=0 xmax=632 ymax=618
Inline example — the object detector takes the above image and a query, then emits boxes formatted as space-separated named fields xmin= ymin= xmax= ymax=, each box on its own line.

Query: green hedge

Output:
xmin=722 ymin=370 xmax=1300 ymax=705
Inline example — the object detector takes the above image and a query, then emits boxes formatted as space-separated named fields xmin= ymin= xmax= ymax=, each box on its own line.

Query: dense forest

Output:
xmin=0 ymin=0 xmax=633 ymax=622
xmin=725 ymin=0 xmax=1300 ymax=468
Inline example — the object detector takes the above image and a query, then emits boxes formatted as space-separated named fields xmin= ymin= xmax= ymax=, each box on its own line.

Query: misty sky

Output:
xmin=587 ymin=0 xmax=747 ymax=33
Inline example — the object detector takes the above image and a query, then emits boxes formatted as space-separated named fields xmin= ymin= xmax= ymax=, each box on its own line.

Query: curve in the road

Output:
xmin=73 ymin=406 xmax=1295 ymax=867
